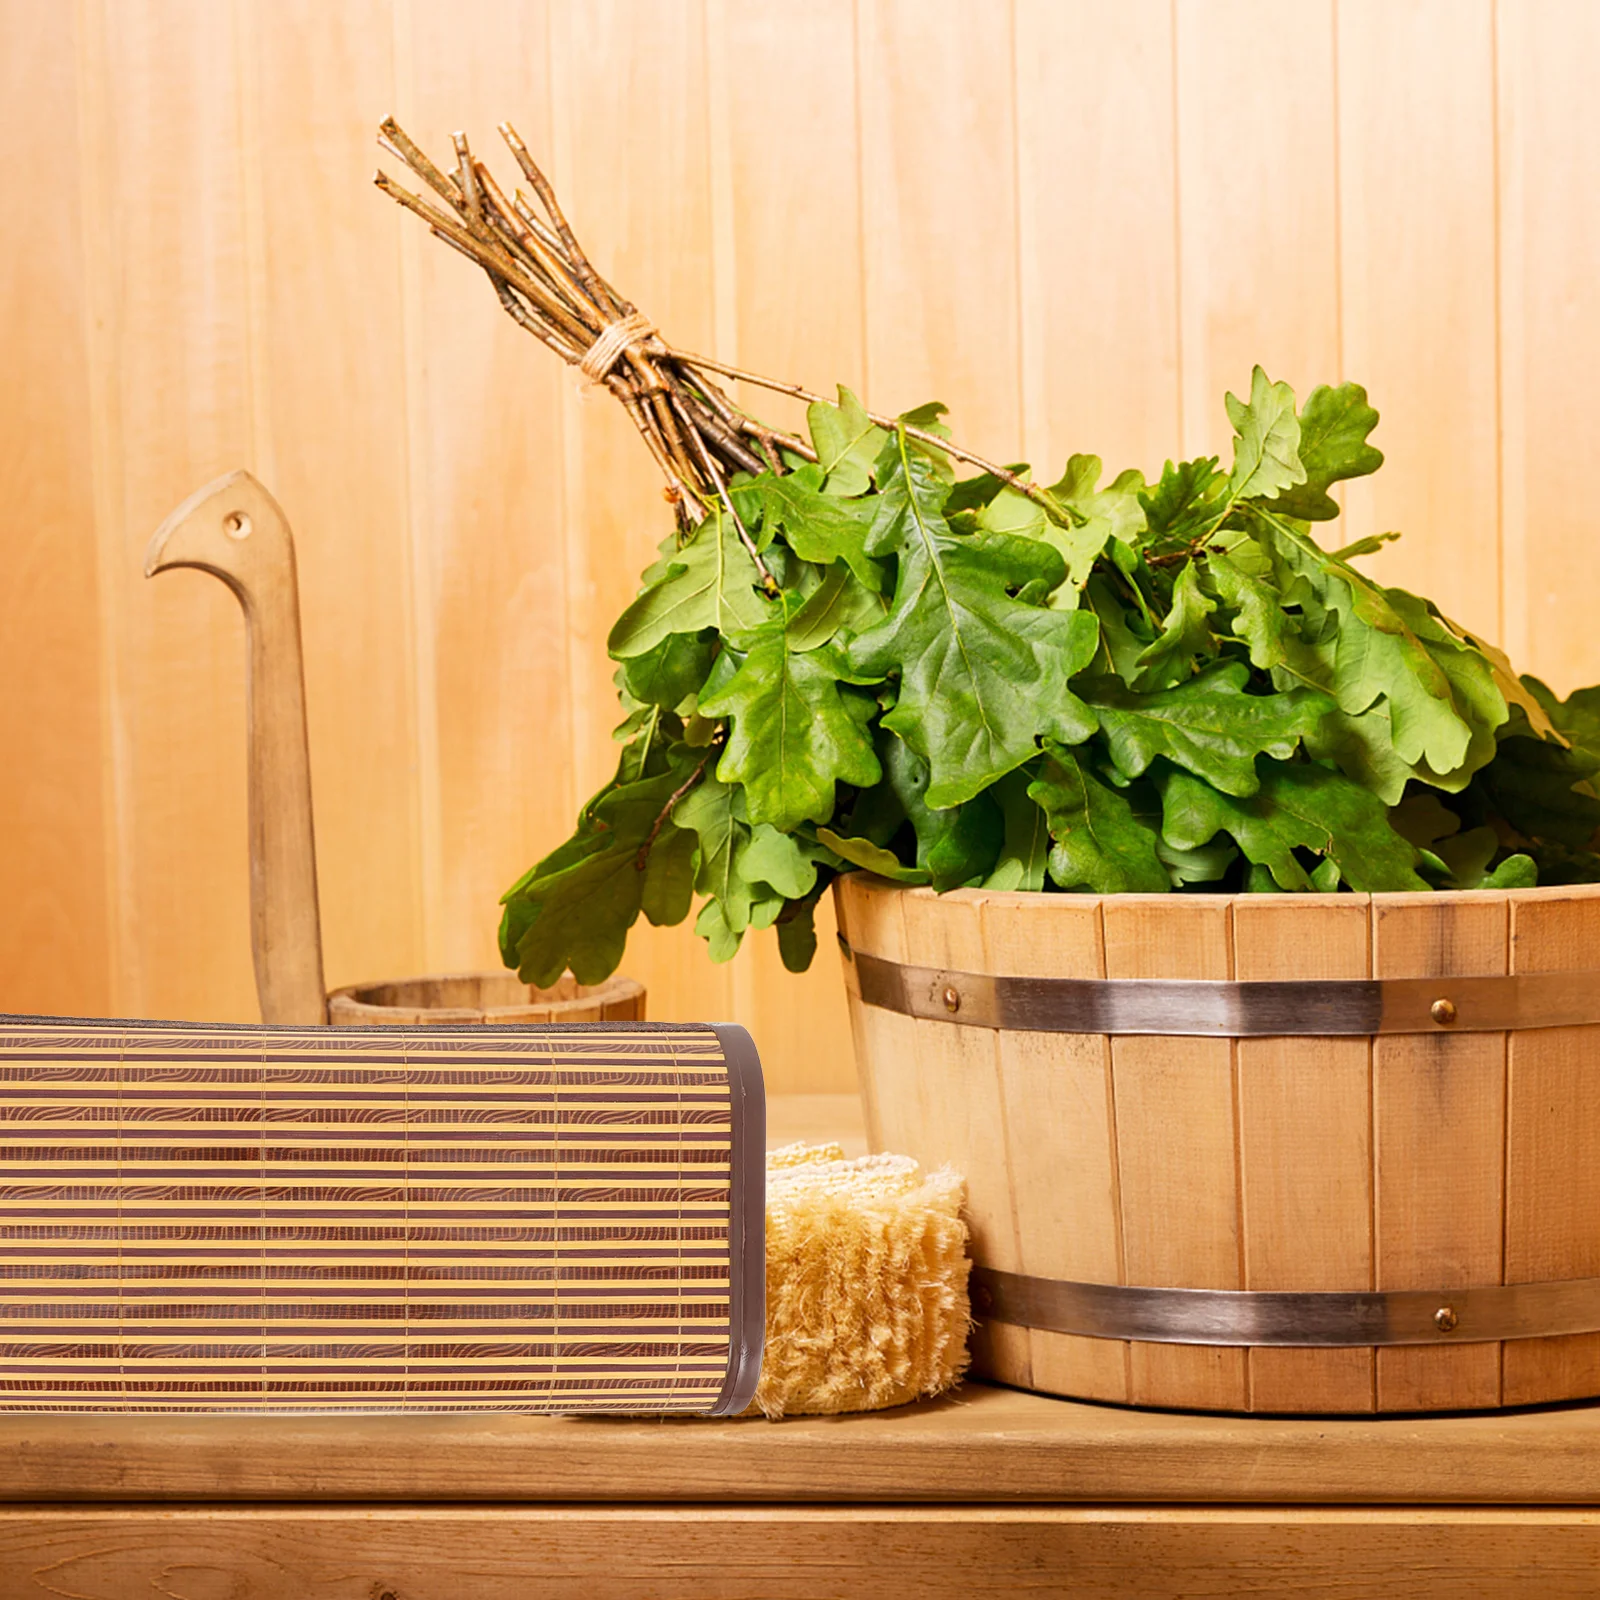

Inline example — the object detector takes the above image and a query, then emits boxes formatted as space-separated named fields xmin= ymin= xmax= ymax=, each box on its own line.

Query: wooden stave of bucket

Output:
xmin=327 ymin=971 xmax=646 ymax=1026
xmin=833 ymin=873 xmax=1600 ymax=1415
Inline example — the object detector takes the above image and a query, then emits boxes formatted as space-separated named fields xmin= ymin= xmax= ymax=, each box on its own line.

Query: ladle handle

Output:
xmin=146 ymin=471 xmax=327 ymax=1025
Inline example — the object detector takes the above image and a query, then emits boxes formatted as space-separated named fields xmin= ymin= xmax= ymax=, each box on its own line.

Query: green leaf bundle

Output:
xmin=375 ymin=125 xmax=1600 ymax=990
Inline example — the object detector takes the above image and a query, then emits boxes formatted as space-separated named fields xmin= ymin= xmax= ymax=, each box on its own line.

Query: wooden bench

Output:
xmin=2 ymin=1096 xmax=1597 ymax=1597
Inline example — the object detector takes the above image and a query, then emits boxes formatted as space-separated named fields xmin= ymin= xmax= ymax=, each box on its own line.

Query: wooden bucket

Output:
xmin=834 ymin=875 xmax=1600 ymax=1414
xmin=327 ymin=971 xmax=645 ymax=1026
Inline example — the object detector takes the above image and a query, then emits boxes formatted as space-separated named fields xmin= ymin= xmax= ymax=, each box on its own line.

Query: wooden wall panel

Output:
xmin=1337 ymin=0 xmax=1501 ymax=642
xmin=1173 ymin=0 xmax=1341 ymax=460
xmin=712 ymin=0 xmax=863 ymax=1090
xmin=0 ymin=0 xmax=111 ymax=1018
xmin=1014 ymin=0 xmax=1181 ymax=480
xmin=1495 ymin=2 xmax=1600 ymax=689
xmin=73 ymin=0 xmax=260 ymax=1021
xmin=5 ymin=1 xmax=1600 ymax=1090
xmin=545 ymin=0 xmax=740 ymax=1045
xmin=245 ymin=0 xmax=427 ymax=991
xmin=397 ymin=0 xmax=572 ymax=978
xmin=856 ymin=0 xmax=1022 ymax=459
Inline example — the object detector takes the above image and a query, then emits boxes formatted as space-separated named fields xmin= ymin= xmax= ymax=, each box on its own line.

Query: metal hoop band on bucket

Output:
xmin=971 ymin=1268 xmax=1600 ymax=1348
xmin=840 ymin=939 xmax=1600 ymax=1037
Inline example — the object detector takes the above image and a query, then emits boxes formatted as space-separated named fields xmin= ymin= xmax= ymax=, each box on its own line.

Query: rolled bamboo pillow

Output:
xmin=753 ymin=1141 xmax=970 ymax=1419
xmin=0 ymin=1015 xmax=765 ymax=1416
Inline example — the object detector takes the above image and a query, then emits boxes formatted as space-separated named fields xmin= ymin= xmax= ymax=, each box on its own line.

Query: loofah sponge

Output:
xmin=751 ymin=1141 xmax=971 ymax=1419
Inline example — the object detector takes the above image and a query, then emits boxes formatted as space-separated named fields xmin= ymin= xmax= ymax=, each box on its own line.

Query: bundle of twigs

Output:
xmin=373 ymin=117 xmax=1059 ymax=576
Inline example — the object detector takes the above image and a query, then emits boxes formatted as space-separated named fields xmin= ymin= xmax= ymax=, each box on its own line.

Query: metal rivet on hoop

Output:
xmin=1430 ymin=998 xmax=1458 ymax=1026
xmin=1434 ymin=1306 xmax=1459 ymax=1334
xmin=942 ymin=986 xmax=961 ymax=1014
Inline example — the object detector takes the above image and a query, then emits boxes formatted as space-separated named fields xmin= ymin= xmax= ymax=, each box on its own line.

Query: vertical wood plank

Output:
xmin=398 ymin=0 xmax=574 ymax=978
xmin=246 ymin=0 xmax=426 ymax=993
xmin=1235 ymin=896 xmax=1374 ymax=1414
xmin=896 ymin=888 xmax=1030 ymax=1386
xmin=548 ymin=0 xmax=737 ymax=1037
xmin=0 ymin=0 xmax=112 ymax=1017
xmin=1496 ymin=3 xmax=1600 ymax=688
xmin=1503 ymin=887 xmax=1600 ymax=1405
xmin=712 ymin=0 xmax=861 ymax=1091
xmin=980 ymin=894 xmax=1126 ymax=1403
xmin=1104 ymin=897 xmax=1246 ymax=1411
xmin=856 ymin=0 xmax=1021 ymax=460
xmin=1336 ymin=0 xmax=1501 ymax=641
xmin=1372 ymin=893 xmax=1507 ymax=1411
xmin=74 ymin=0 xmax=259 ymax=1020
xmin=833 ymin=875 xmax=920 ymax=1161
xmin=1173 ymin=0 xmax=1341 ymax=460
xmin=1013 ymin=0 xmax=1180 ymax=479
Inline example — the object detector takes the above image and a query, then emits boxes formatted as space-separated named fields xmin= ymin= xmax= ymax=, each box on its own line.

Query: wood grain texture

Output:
xmin=73 ymin=0 xmax=260 ymax=1022
xmin=12 ymin=1374 xmax=1600 ymax=1506
xmin=545 ymin=0 xmax=742 ymax=1061
xmin=834 ymin=875 xmax=919 ymax=1160
xmin=1103 ymin=897 xmax=1246 ymax=1411
xmin=6 ymin=1505 xmax=1600 ymax=1600
xmin=980 ymin=894 xmax=1126 ymax=1403
xmin=396 ymin=0 xmax=570 ymax=981
xmin=1235 ymin=895 xmax=1374 ymax=1413
xmin=856 ymin=0 xmax=1021 ymax=461
xmin=244 ymin=0 xmax=427 ymax=999
xmin=895 ymin=890 xmax=1031 ymax=1386
xmin=1503 ymin=889 xmax=1600 ymax=1404
xmin=1013 ymin=0 xmax=1180 ymax=478
xmin=1496 ymin=0 xmax=1600 ymax=687
xmin=711 ymin=0 xmax=861 ymax=1092
xmin=1371 ymin=893 xmax=1508 ymax=1411
xmin=1173 ymin=0 xmax=1340 ymax=460
xmin=0 ymin=0 xmax=111 ymax=1020
xmin=1336 ymin=0 xmax=1502 ymax=641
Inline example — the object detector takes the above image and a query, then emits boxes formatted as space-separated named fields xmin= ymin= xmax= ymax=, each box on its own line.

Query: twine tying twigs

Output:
xmin=579 ymin=310 xmax=658 ymax=385
xmin=374 ymin=118 xmax=1068 ymax=550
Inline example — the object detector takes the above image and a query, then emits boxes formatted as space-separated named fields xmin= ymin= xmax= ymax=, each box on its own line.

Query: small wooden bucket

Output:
xmin=327 ymin=971 xmax=646 ymax=1026
xmin=835 ymin=874 xmax=1600 ymax=1415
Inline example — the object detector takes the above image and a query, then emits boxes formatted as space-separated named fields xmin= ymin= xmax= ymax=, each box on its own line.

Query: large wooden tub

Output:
xmin=834 ymin=875 xmax=1600 ymax=1414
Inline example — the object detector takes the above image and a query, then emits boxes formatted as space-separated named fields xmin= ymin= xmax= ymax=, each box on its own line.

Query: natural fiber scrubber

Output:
xmin=752 ymin=1142 xmax=970 ymax=1419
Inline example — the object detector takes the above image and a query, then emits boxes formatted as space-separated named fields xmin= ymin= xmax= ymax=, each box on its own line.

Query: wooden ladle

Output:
xmin=145 ymin=470 xmax=327 ymax=1024
xmin=144 ymin=471 xmax=645 ymax=1029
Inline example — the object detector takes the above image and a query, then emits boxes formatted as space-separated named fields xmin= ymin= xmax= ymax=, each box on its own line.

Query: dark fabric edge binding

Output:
xmin=707 ymin=1022 xmax=765 ymax=1418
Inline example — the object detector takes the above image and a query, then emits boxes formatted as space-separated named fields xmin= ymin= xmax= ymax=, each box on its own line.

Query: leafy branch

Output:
xmin=381 ymin=120 xmax=1600 ymax=987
